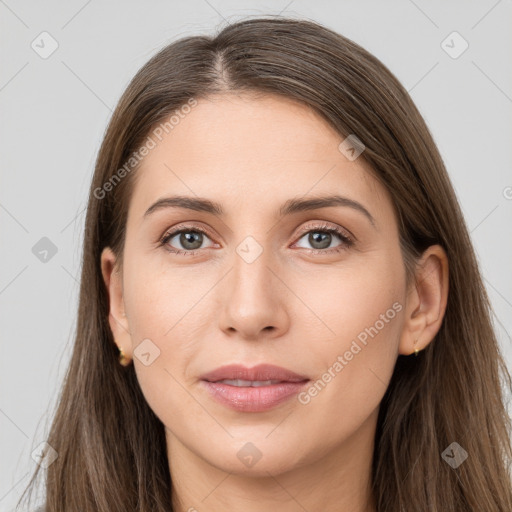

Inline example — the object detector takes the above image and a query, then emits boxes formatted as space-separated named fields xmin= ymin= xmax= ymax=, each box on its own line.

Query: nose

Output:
xmin=217 ymin=243 xmax=290 ymax=341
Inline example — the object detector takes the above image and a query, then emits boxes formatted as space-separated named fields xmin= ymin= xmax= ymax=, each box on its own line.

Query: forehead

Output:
xmin=128 ymin=93 xmax=390 ymax=222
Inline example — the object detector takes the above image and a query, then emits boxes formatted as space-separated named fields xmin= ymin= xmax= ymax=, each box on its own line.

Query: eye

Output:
xmin=159 ymin=225 xmax=215 ymax=256
xmin=293 ymin=222 xmax=354 ymax=254
xmin=159 ymin=221 xmax=354 ymax=257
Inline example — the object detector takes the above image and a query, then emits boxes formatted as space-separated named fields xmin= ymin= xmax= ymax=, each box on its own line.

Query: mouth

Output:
xmin=200 ymin=363 xmax=309 ymax=383
xmin=200 ymin=364 xmax=310 ymax=412
xmin=212 ymin=379 xmax=287 ymax=387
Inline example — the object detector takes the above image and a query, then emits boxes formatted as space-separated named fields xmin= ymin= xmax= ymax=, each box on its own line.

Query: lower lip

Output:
xmin=200 ymin=380 xmax=310 ymax=412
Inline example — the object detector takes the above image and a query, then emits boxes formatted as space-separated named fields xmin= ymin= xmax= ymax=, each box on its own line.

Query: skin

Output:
xmin=101 ymin=93 xmax=449 ymax=512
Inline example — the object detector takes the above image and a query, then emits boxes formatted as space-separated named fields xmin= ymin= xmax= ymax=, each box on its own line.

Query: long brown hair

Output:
xmin=17 ymin=16 xmax=512 ymax=511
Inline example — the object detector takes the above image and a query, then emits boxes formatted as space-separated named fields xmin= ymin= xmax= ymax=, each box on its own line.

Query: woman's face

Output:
xmin=103 ymin=93 xmax=412 ymax=477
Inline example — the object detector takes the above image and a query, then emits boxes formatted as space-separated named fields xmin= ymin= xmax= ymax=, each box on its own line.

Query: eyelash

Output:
xmin=158 ymin=222 xmax=355 ymax=257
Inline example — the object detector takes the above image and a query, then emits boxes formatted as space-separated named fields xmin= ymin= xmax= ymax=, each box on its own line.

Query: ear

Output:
xmin=100 ymin=247 xmax=133 ymax=361
xmin=398 ymin=244 xmax=449 ymax=355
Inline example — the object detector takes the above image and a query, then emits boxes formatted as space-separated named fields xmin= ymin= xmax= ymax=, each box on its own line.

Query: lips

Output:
xmin=200 ymin=363 xmax=309 ymax=384
xmin=199 ymin=363 xmax=310 ymax=412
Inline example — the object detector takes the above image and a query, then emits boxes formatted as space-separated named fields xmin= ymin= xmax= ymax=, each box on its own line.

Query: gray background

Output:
xmin=1 ymin=0 xmax=511 ymax=509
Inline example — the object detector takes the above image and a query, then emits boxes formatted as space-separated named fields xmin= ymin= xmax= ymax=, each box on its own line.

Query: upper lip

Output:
xmin=200 ymin=364 xmax=309 ymax=383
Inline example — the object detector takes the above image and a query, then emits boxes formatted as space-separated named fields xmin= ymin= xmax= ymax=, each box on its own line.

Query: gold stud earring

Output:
xmin=414 ymin=338 xmax=420 ymax=357
xmin=118 ymin=345 xmax=131 ymax=366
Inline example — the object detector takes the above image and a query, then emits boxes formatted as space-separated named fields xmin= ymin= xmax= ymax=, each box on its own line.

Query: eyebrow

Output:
xmin=143 ymin=194 xmax=376 ymax=227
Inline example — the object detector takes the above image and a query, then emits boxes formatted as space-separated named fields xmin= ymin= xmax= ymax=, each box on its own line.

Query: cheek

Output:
xmin=122 ymin=245 xmax=210 ymax=338
xmin=290 ymin=251 xmax=405 ymax=428
xmin=298 ymin=251 xmax=404 ymax=346
xmin=121 ymin=254 xmax=225 ymax=425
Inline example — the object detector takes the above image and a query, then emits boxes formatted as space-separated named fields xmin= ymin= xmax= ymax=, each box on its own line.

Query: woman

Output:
xmin=18 ymin=16 xmax=512 ymax=511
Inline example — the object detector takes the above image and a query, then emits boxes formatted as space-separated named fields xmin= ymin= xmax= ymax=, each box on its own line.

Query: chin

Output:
xmin=196 ymin=437 xmax=308 ymax=477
